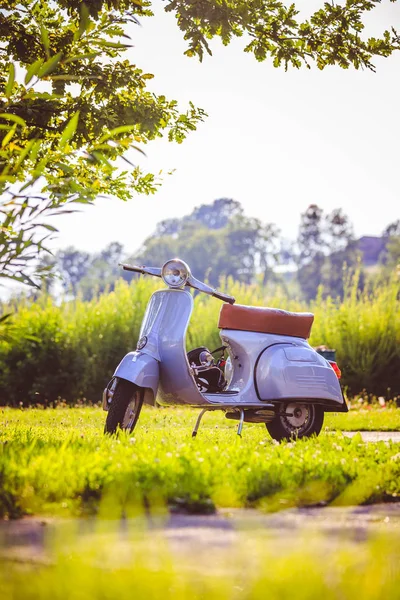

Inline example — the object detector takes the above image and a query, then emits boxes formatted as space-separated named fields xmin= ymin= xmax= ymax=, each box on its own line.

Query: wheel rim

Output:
xmin=282 ymin=403 xmax=314 ymax=434
xmin=122 ymin=394 xmax=139 ymax=430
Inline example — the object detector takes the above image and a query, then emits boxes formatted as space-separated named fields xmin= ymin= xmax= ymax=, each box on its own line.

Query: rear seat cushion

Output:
xmin=218 ymin=304 xmax=314 ymax=339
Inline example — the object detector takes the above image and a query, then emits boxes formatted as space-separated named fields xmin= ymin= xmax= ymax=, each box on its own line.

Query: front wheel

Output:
xmin=266 ymin=403 xmax=324 ymax=442
xmin=104 ymin=378 xmax=144 ymax=435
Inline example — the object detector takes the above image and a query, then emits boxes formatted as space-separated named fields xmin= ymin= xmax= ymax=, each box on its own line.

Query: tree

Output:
xmin=0 ymin=1 xmax=205 ymax=286
xmin=2 ymin=0 xmax=400 ymax=286
xmin=154 ymin=198 xmax=243 ymax=238
xmin=57 ymin=247 xmax=91 ymax=296
xmin=167 ymin=0 xmax=400 ymax=70
xmin=78 ymin=242 xmax=125 ymax=299
xmin=47 ymin=242 xmax=125 ymax=299
xmin=322 ymin=208 xmax=359 ymax=298
xmin=132 ymin=198 xmax=280 ymax=285
xmin=297 ymin=204 xmax=324 ymax=264
xmin=380 ymin=220 xmax=400 ymax=275
xmin=191 ymin=198 xmax=243 ymax=230
xmin=296 ymin=204 xmax=358 ymax=299
xmin=383 ymin=220 xmax=400 ymax=238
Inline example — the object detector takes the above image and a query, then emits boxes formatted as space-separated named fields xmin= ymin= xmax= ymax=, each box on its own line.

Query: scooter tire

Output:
xmin=266 ymin=404 xmax=324 ymax=442
xmin=104 ymin=378 xmax=144 ymax=435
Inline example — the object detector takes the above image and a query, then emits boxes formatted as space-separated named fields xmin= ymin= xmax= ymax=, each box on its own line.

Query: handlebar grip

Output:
xmin=120 ymin=263 xmax=145 ymax=274
xmin=212 ymin=291 xmax=236 ymax=305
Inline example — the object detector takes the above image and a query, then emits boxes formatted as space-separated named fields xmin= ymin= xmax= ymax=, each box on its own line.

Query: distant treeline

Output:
xmin=36 ymin=199 xmax=400 ymax=303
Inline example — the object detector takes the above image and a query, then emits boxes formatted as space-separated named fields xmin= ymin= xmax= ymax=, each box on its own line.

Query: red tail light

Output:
xmin=329 ymin=361 xmax=341 ymax=379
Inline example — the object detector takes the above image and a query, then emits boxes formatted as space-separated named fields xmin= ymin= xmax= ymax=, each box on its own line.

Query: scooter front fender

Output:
xmin=113 ymin=351 xmax=159 ymax=405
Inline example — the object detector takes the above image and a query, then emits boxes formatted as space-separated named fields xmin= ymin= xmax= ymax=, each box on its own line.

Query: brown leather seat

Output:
xmin=218 ymin=304 xmax=314 ymax=339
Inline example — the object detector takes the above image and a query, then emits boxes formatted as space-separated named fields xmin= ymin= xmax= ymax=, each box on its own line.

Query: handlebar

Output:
xmin=120 ymin=263 xmax=236 ymax=305
xmin=212 ymin=290 xmax=236 ymax=305
xmin=120 ymin=263 xmax=161 ymax=278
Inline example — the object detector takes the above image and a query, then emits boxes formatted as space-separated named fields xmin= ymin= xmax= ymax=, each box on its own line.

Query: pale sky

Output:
xmin=52 ymin=1 xmax=400 ymax=256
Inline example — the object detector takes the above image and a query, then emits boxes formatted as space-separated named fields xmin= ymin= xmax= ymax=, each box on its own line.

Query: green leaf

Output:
xmin=0 ymin=113 xmax=26 ymax=127
xmin=28 ymin=139 xmax=42 ymax=164
xmin=63 ymin=52 xmax=100 ymax=64
xmin=5 ymin=64 xmax=15 ymax=98
xmin=40 ymin=24 xmax=50 ymax=56
xmin=98 ymin=125 xmax=136 ymax=143
xmin=54 ymin=162 xmax=74 ymax=174
xmin=91 ymin=151 xmax=113 ymax=168
xmin=19 ymin=175 xmax=41 ymax=192
xmin=49 ymin=75 xmax=83 ymax=81
xmin=37 ymin=53 xmax=63 ymax=78
xmin=12 ymin=139 xmax=35 ymax=172
xmin=0 ymin=313 xmax=13 ymax=324
xmin=25 ymin=58 xmax=44 ymax=85
xmin=58 ymin=111 xmax=80 ymax=149
xmin=92 ymin=39 xmax=132 ymax=49
xmin=80 ymin=3 xmax=91 ymax=32
xmin=0 ymin=175 xmax=16 ymax=183
xmin=1 ymin=125 xmax=17 ymax=148
xmin=38 ymin=223 xmax=58 ymax=232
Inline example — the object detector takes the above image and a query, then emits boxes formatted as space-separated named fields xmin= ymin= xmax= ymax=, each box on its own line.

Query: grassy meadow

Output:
xmin=1 ymin=406 xmax=399 ymax=519
xmin=0 ymin=273 xmax=399 ymax=406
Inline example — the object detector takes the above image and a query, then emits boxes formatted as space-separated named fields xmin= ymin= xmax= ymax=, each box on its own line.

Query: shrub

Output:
xmin=0 ymin=274 xmax=399 ymax=405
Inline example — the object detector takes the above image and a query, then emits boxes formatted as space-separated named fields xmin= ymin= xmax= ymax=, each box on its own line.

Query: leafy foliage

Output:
xmin=1 ymin=1 xmax=400 ymax=286
xmin=0 ymin=0 xmax=206 ymax=285
xmin=166 ymin=0 xmax=400 ymax=70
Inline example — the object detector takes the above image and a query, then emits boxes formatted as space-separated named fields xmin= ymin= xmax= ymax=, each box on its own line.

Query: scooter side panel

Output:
xmin=150 ymin=289 xmax=208 ymax=407
xmin=114 ymin=351 xmax=159 ymax=402
xmin=218 ymin=330 xmax=310 ymax=405
xmin=256 ymin=344 xmax=345 ymax=407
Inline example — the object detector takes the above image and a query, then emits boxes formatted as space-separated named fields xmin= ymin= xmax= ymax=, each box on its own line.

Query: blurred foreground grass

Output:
xmin=1 ymin=407 xmax=400 ymax=518
xmin=0 ymin=517 xmax=399 ymax=600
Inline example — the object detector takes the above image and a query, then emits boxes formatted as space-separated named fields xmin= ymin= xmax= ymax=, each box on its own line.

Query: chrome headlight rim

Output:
xmin=161 ymin=258 xmax=191 ymax=289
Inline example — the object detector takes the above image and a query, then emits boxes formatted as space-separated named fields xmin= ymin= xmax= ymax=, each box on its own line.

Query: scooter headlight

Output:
xmin=161 ymin=259 xmax=190 ymax=288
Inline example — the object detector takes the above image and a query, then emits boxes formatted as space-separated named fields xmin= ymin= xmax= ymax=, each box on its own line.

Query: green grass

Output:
xmin=1 ymin=407 xmax=399 ymax=519
xmin=326 ymin=407 xmax=400 ymax=431
xmin=1 ymin=407 xmax=400 ymax=599
xmin=1 ymin=525 xmax=399 ymax=600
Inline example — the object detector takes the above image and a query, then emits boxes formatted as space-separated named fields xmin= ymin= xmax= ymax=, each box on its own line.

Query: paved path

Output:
xmin=342 ymin=431 xmax=400 ymax=442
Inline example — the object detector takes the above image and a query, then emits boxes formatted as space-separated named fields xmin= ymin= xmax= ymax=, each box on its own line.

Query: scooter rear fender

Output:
xmin=255 ymin=344 xmax=347 ymax=412
xmin=112 ymin=351 xmax=159 ymax=406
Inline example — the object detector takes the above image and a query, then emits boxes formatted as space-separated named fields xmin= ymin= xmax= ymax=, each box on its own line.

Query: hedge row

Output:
xmin=0 ymin=275 xmax=399 ymax=405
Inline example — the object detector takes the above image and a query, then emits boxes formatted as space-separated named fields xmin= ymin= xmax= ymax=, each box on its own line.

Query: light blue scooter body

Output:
xmin=110 ymin=287 xmax=346 ymax=412
xmin=112 ymin=288 xmax=206 ymax=407
xmin=219 ymin=329 xmax=344 ymax=410
xmin=112 ymin=351 xmax=159 ymax=406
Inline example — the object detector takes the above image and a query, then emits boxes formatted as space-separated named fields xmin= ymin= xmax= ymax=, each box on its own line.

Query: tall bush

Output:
xmin=0 ymin=275 xmax=399 ymax=405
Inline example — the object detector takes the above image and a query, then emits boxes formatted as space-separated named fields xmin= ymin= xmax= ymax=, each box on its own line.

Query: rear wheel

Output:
xmin=104 ymin=378 xmax=144 ymax=434
xmin=266 ymin=403 xmax=324 ymax=442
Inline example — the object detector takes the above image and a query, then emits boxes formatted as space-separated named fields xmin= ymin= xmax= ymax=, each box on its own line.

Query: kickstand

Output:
xmin=192 ymin=408 xmax=208 ymax=438
xmin=237 ymin=408 xmax=245 ymax=437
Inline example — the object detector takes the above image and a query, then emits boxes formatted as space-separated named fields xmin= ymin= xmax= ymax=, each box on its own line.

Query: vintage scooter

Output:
xmin=103 ymin=259 xmax=347 ymax=441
